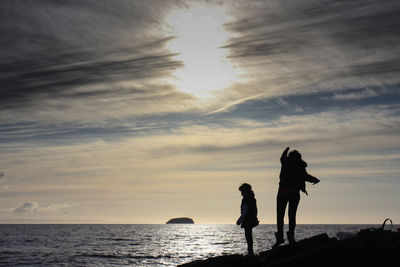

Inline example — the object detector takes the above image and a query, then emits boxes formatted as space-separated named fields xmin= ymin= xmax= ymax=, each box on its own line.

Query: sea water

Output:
xmin=0 ymin=224 xmax=383 ymax=266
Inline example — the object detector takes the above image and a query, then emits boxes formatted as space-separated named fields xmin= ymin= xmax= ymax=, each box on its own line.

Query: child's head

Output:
xmin=239 ymin=183 xmax=254 ymax=198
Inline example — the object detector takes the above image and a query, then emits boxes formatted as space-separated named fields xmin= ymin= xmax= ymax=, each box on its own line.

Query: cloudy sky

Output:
xmin=0 ymin=0 xmax=399 ymax=224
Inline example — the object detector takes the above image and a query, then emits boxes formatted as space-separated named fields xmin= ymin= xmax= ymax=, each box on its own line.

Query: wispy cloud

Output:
xmin=218 ymin=0 xmax=400 ymax=105
xmin=0 ymin=0 xmax=194 ymax=125
xmin=0 ymin=39 xmax=182 ymax=108
xmin=14 ymin=202 xmax=39 ymax=213
xmin=13 ymin=201 xmax=72 ymax=214
xmin=332 ymin=88 xmax=378 ymax=100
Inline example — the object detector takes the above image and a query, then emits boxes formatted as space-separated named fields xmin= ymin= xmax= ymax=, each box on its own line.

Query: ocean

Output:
xmin=0 ymin=224 xmax=386 ymax=266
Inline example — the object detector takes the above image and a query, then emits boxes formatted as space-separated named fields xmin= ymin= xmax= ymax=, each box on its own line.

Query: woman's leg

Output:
xmin=245 ymin=227 xmax=254 ymax=255
xmin=273 ymin=191 xmax=288 ymax=247
xmin=276 ymin=192 xmax=288 ymax=234
xmin=288 ymin=192 xmax=300 ymax=241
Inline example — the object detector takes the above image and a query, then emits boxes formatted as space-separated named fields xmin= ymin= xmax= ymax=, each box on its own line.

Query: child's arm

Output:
xmin=236 ymin=204 xmax=248 ymax=225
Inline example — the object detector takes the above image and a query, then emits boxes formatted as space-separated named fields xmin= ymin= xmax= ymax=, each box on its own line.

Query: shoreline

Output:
xmin=179 ymin=228 xmax=400 ymax=266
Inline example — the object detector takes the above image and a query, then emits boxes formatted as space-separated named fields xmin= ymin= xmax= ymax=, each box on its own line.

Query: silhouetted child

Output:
xmin=236 ymin=183 xmax=259 ymax=256
xmin=273 ymin=147 xmax=320 ymax=248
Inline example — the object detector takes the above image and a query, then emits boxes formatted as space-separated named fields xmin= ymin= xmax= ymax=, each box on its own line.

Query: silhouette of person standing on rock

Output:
xmin=237 ymin=183 xmax=259 ymax=256
xmin=273 ymin=147 xmax=320 ymax=248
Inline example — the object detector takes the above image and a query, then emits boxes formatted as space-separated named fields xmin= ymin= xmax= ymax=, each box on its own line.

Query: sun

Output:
xmin=166 ymin=5 xmax=239 ymax=99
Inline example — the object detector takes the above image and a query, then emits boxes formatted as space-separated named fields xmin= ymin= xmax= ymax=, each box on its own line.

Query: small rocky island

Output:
xmin=166 ymin=217 xmax=194 ymax=224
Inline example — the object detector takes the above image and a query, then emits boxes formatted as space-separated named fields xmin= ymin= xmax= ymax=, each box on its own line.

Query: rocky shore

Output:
xmin=179 ymin=228 xmax=399 ymax=267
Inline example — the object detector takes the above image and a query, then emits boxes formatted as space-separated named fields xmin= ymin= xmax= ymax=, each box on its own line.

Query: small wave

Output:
xmin=137 ymin=255 xmax=175 ymax=259
xmin=24 ymin=239 xmax=37 ymax=243
xmin=211 ymin=242 xmax=230 ymax=245
xmin=79 ymin=253 xmax=123 ymax=259
xmin=79 ymin=253 xmax=173 ymax=260
xmin=0 ymin=251 xmax=23 ymax=255
xmin=177 ymin=255 xmax=191 ymax=259
xmin=111 ymin=238 xmax=137 ymax=242
xmin=97 ymin=237 xmax=136 ymax=241
xmin=130 ymin=255 xmax=163 ymax=259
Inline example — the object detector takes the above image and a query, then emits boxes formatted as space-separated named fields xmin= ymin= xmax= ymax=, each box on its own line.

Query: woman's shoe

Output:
xmin=287 ymin=231 xmax=296 ymax=245
xmin=245 ymin=251 xmax=255 ymax=257
xmin=272 ymin=232 xmax=284 ymax=248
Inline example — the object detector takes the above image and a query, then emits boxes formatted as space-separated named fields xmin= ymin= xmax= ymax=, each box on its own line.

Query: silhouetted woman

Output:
xmin=273 ymin=147 xmax=320 ymax=247
xmin=237 ymin=183 xmax=259 ymax=256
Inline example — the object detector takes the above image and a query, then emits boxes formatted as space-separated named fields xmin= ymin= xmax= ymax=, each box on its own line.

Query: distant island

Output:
xmin=166 ymin=217 xmax=194 ymax=224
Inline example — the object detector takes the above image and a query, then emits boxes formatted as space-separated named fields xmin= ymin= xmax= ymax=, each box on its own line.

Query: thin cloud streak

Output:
xmin=0 ymin=0 xmax=193 ymax=125
xmin=218 ymin=0 xmax=400 ymax=106
xmin=7 ymin=201 xmax=72 ymax=214
xmin=0 ymin=171 xmax=5 ymax=183
xmin=0 ymin=40 xmax=182 ymax=108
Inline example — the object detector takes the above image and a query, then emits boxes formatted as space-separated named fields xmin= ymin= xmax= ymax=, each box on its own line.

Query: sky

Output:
xmin=0 ymin=0 xmax=399 ymax=224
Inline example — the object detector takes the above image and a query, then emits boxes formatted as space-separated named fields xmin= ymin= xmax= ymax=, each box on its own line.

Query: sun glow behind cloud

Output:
xmin=166 ymin=5 xmax=241 ymax=99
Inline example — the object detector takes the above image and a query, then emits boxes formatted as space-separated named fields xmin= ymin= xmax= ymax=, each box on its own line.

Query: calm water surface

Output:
xmin=0 ymin=224 xmax=383 ymax=266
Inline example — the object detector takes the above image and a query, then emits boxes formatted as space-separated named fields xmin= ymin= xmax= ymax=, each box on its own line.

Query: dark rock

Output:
xmin=181 ymin=255 xmax=258 ymax=267
xmin=258 ymin=233 xmax=337 ymax=266
xmin=179 ymin=229 xmax=400 ymax=267
xmin=166 ymin=217 xmax=194 ymax=224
